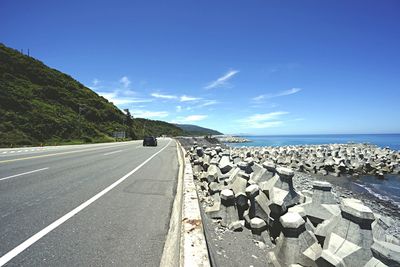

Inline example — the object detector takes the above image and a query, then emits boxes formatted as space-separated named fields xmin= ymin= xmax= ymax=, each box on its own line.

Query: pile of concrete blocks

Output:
xmin=186 ymin=143 xmax=400 ymax=266
xmin=230 ymin=143 xmax=400 ymax=178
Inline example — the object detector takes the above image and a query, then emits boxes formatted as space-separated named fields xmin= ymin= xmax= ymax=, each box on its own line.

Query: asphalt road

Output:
xmin=0 ymin=139 xmax=179 ymax=266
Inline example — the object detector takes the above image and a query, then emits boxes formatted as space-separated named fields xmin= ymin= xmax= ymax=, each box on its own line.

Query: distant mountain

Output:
xmin=0 ymin=43 xmax=183 ymax=146
xmin=175 ymin=124 xmax=223 ymax=136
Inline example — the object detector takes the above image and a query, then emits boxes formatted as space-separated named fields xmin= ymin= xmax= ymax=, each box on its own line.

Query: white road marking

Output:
xmin=0 ymin=168 xmax=49 ymax=182
xmin=0 ymin=139 xmax=172 ymax=266
xmin=0 ymin=143 xmax=134 ymax=164
xmin=103 ymin=150 xmax=124 ymax=156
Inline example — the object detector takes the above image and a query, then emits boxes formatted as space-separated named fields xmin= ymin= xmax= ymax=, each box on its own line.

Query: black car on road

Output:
xmin=143 ymin=136 xmax=157 ymax=146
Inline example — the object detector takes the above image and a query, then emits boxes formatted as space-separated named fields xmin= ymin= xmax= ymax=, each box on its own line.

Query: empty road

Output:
xmin=0 ymin=139 xmax=179 ymax=266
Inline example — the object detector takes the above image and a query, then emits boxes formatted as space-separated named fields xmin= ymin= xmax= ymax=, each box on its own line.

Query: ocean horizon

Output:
xmin=230 ymin=133 xmax=400 ymax=151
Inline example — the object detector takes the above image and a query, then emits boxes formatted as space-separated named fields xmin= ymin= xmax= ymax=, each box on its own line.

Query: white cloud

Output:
xmin=132 ymin=109 xmax=169 ymax=118
xmin=252 ymin=95 xmax=266 ymax=102
xmin=151 ymin=92 xmax=178 ymax=99
xmin=239 ymin=111 xmax=288 ymax=129
xmin=180 ymin=95 xmax=201 ymax=102
xmin=98 ymin=91 xmax=152 ymax=105
xmin=247 ymin=111 xmax=288 ymax=122
xmin=277 ymin=88 xmax=302 ymax=97
xmin=119 ymin=76 xmax=131 ymax=88
xmin=175 ymin=115 xmax=208 ymax=123
xmin=184 ymin=115 xmax=207 ymax=122
xmin=177 ymin=100 xmax=218 ymax=111
xmin=205 ymin=70 xmax=239 ymax=89
xmin=120 ymin=89 xmax=136 ymax=96
xmin=176 ymin=105 xmax=182 ymax=112
xmin=252 ymin=88 xmax=301 ymax=102
xmin=196 ymin=100 xmax=218 ymax=108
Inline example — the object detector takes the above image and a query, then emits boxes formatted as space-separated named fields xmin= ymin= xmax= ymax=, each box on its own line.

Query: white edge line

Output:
xmin=0 ymin=142 xmax=133 ymax=163
xmin=103 ymin=150 xmax=124 ymax=156
xmin=0 ymin=139 xmax=172 ymax=266
xmin=0 ymin=168 xmax=49 ymax=182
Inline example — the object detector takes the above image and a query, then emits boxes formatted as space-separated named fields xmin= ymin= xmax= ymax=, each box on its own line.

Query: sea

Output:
xmin=230 ymin=134 xmax=400 ymax=151
xmin=230 ymin=134 xmax=400 ymax=209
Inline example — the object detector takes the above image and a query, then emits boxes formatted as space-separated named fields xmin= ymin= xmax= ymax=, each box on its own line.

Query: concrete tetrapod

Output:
xmin=316 ymin=198 xmax=376 ymax=266
xmin=268 ymin=167 xmax=300 ymax=217
xmin=299 ymin=181 xmax=341 ymax=244
xmin=245 ymin=184 xmax=272 ymax=226
xmin=219 ymin=189 xmax=239 ymax=227
xmin=265 ymin=166 xmax=300 ymax=238
xmin=267 ymin=212 xmax=322 ymax=267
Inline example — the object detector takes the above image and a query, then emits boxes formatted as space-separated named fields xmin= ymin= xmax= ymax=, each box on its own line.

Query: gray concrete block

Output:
xmin=371 ymin=240 xmax=400 ymax=267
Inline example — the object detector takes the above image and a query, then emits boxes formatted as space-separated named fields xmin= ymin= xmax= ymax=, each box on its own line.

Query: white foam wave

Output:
xmin=354 ymin=182 xmax=400 ymax=208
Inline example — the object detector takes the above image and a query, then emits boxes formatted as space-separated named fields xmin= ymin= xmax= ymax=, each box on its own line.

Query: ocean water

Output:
xmin=229 ymin=134 xmax=400 ymax=209
xmin=353 ymin=175 xmax=400 ymax=208
xmin=230 ymin=134 xmax=400 ymax=151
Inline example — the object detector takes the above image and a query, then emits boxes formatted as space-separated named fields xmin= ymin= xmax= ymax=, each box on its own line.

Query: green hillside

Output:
xmin=0 ymin=43 xmax=183 ymax=147
xmin=176 ymin=124 xmax=223 ymax=136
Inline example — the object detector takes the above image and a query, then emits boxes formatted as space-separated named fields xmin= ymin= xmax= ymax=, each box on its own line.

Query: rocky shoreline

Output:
xmin=182 ymin=139 xmax=400 ymax=266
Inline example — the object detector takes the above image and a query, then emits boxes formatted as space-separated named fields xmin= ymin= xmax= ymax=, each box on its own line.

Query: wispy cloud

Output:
xmin=150 ymin=92 xmax=201 ymax=102
xmin=184 ymin=115 xmax=207 ymax=122
xmin=197 ymin=100 xmax=218 ymax=108
xmin=205 ymin=70 xmax=239 ymax=89
xmin=253 ymin=88 xmax=301 ymax=102
xmin=174 ymin=115 xmax=208 ymax=123
xmin=176 ymin=105 xmax=182 ymax=112
xmin=98 ymin=91 xmax=152 ymax=105
xmin=247 ymin=112 xmax=288 ymax=122
xmin=132 ymin=109 xmax=169 ymax=118
xmin=252 ymin=88 xmax=301 ymax=102
xmin=119 ymin=76 xmax=131 ymax=88
xmin=180 ymin=95 xmax=201 ymax=102
xmin=151 ymin=92 xmax=178 ymax=99
xmin=239 ymin=111 xmax=288 ymax=129
xmin=92 ymin=78 xmax=100 ymax=86
xmin=181 ymin=100 xmax=219 ymax=111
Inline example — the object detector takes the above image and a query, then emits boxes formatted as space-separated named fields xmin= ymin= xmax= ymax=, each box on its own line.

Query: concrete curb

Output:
xmin=160 ymin=141 xmax=184 ymax=267
xmin=160 ymin=141 xmax=211 ymax=267
xmin=180 ymin=145 xmax=211 ymax=267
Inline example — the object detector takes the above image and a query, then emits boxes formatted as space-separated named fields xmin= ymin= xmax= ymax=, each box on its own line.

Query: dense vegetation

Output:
xmin=0 ymin=43 xmax=184 ymax=147
xmin=175 ymin=124 xmax=222 ymax=136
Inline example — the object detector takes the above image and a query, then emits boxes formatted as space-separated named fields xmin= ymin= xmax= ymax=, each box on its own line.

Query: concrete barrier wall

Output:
xmin=160 ymin=141 xmax=210 ymax=267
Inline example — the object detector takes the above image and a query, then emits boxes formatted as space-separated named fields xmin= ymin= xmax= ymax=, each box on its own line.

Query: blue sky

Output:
xmin=1 ymin=0 xmax=400 ymax=134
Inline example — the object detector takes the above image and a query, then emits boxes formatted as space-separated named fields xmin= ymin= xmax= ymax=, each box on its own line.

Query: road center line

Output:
xmin=0 ymin=139 xmax=172 ymax=266
xmin=0 ymin=168 xmax=49 ymax=182
xmin=103 ymin=150 xmax=124 ymax=156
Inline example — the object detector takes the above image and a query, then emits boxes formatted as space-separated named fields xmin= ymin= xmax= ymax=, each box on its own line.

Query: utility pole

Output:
xmin=123 ymin=109 xmax=130 ymax=139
